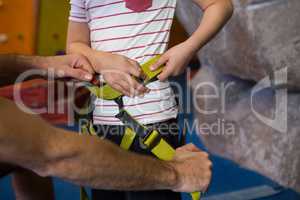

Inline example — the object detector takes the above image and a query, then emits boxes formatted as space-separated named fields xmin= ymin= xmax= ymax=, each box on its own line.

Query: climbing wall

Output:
xmin=0 ymin=0 xmax=38 ymax=54
xmin=176 ymin=0 xmax=300 ymax=192
xmin=37 ymin=0 xmax=70 ymax=55
xmin=0 ymin=0 xmax=72 ymax=124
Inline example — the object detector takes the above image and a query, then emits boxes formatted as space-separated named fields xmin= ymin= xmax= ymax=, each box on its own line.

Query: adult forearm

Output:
xmin=186 ymin=0 xmax=234 ymax=51
xmin=0 ymin=98 xmax=178 ymax=191
xmin=46 ymin=128 xmax=178 ymax=191
xmin=0 ymin=54 xmax=47 ymax=85
xmin=0 ymin=98 xmax=54 ymax=172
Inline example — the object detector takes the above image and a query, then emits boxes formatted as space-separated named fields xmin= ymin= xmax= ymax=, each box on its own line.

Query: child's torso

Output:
xmin=85 ymin=0 xmax=177 ymax=62
xmin=85 ymin=0 xmax=178 ymax=125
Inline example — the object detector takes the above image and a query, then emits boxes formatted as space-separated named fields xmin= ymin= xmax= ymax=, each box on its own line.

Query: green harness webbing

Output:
xmin=80 ymin=55 xmax=201 ymax=200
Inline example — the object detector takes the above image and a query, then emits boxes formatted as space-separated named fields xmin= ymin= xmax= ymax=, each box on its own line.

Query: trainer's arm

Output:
xmin=0 ymin=97 xmax=212 ymax=192
xmin=0 ymin=54 xmax=93 ymax=86
xmin=0 ymin=54 xmax=31 ymax=86
xmin=0 ymin=97 xmax=177 ymax=190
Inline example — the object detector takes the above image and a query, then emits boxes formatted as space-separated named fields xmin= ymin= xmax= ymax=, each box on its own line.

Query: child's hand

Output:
xmin=150 ymin=42 xmax=195 ymax=81
xmin=91 ymin=52 xmax=150 ymax=97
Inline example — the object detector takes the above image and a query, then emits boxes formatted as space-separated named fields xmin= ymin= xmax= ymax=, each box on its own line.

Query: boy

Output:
xmin=67 ymin=0 xmax=233 ymax=199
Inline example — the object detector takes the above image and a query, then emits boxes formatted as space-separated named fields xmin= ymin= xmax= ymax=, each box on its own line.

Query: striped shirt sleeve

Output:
xmin=69 ymin=0 xmax=88 ymax=22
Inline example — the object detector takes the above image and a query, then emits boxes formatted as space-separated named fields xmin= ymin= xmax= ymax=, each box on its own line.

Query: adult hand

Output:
xmin=91 ymin=52 xmax=149 ymax=97
xmin=150 ymin=42 xmax=195 ymax=81
xmin=170 ymin=144 xmax=212 ymax=193
xmin=42 ymin=54 xmax=94 ymax=81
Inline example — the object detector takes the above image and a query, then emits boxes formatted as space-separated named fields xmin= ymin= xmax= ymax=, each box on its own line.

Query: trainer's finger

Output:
xmin=151 ymin=55 xmax=168 ymax=71
xmin=64 ymin=67 xmax=93 ymax=81
xmin=180 ymin=143 xmax=200 ymax=152
xmin=203 ymin=175 xmax=212 ymax=193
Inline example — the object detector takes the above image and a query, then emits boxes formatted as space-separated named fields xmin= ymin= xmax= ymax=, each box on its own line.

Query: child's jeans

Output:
xmin=91 ymin=118 xmax=182 ymax=200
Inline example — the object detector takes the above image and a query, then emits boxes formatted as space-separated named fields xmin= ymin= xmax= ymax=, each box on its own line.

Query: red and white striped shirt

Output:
xmin=69 ymin=0 xmax=178 ymax=125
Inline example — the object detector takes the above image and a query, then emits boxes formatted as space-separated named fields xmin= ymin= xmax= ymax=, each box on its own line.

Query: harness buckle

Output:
xmin=143 ymin=129 xmax=162 ymax=150
xmin=114 ymin=96 xmax=124 ymax=110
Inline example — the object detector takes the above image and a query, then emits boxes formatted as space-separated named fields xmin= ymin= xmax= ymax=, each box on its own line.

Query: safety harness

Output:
xmin=80 ymin=55 xmax=201 ymax=200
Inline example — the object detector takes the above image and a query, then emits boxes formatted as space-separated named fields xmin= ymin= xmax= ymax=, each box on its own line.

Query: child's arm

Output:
xmin=67 ymin=21 xmax=149 ymax=97
xmin=151 ymin=0 xmax=234 ymax=81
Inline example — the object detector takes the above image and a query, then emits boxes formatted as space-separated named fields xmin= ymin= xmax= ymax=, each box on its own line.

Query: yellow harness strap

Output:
xmin=86 ymin=55 xmax=163 ymax=99
xmin=80 ymin=56 xmax=201 ymax=200
xmin=120 ymin=128 xmax=137 ymax=150
xmin=81 ymin=126 xmax=201 ymax=200
xmin=80 ymin=187 xmax=90 ymax=200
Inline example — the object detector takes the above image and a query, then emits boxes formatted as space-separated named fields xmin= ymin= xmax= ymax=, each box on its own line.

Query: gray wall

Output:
xmin=176 ymin=0 xmax=300 ymax=191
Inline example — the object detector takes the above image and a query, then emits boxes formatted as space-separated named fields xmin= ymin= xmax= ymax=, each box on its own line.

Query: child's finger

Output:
xmin=114 ymin=82 xmax=131 ymax=97
xmin=128 ymin=60 xmax=142 ymax=77
xmin=150 ymin=55 xmax=168 ymax=71
xmin=157 ymin=65 xmax=173 ymax=81
xmin=120 ymin=76 xmax=147 ymax=97
xmin=131 ymin=79 xmax=149 ymax=95
xmin=71 ymin=54 xmax=95 ymax=75
xmin=119 ymin=79 xmax=131 ymax=91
